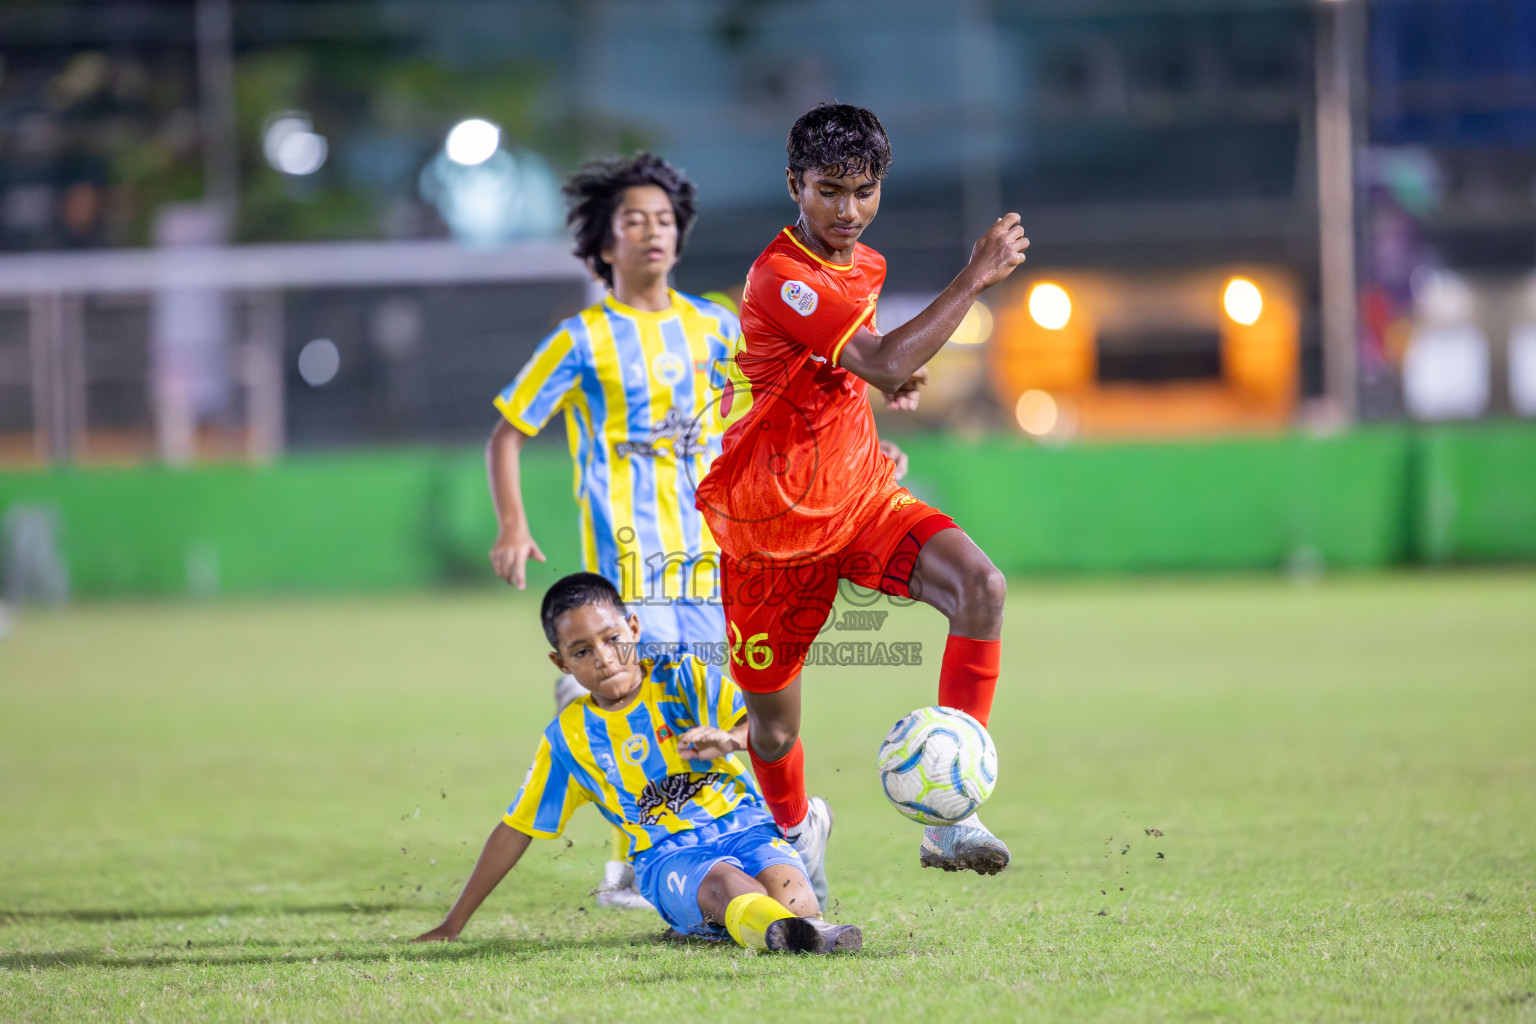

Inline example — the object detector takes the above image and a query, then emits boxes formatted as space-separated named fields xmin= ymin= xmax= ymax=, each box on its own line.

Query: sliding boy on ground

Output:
xmin=412 ymin=573 xmax=861 ymax=954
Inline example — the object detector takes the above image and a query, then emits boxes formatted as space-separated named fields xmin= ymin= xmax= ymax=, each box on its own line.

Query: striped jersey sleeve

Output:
xmin=653 ymin=659 xmax=699 ymax=735
xmin=502 ymin=733 xmax=591 ymax=838
xmin=653 ymin=656 xmax=746 ymax=734
xmin=707 ymin=311 xmax=738 ymax=395
xmin=493 ymin=323 xmax=584 ymax=436
xmin=688 ymin=657 xmax=746 ymax=731
xmin=702 ymin=309 xmax=743 ymax=439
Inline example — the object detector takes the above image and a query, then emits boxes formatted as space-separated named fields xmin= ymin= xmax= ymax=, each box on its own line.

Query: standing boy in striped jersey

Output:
xmin=486 ymin=154 xmax=726 ymax=909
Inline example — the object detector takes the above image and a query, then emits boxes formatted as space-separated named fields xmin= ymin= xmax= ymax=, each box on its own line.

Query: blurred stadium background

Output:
xmin=0 ymin=0 xmax=1532 ymax=599
xmin=2 ymin=0 xmax=1534 ymax=600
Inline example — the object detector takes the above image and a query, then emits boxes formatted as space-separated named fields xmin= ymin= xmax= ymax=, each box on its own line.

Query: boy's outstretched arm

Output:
xmin=486 ymin=420 xmax=547 ymax=589
xmin=412 ymin=822 xmax=532 ymax=942
xmin=839 ymin=215 xmax=1029 ymax=393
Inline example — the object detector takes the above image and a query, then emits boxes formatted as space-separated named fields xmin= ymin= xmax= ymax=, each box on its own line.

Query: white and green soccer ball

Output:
xmin=876 ymin=706 xmax=997 ymax=826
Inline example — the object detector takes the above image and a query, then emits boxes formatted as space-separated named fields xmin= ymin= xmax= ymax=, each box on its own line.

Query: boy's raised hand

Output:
xmin=966 ymin=213 xmax=1030 ymax=291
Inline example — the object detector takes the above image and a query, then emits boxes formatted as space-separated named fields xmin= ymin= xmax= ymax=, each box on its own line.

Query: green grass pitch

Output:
xmin=2 ymin=572 xmax=1534 ymax=1022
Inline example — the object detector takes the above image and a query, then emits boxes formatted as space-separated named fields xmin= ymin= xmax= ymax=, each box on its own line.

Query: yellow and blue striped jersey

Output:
xmin=494 ymin=291 xmax=738 ymax=623
xmin=502 ymin=654 xmax=766 ymax=857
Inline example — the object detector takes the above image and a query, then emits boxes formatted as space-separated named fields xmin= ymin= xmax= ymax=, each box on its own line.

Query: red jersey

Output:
xmin=695 ymin=227 xmax=894 ymax=561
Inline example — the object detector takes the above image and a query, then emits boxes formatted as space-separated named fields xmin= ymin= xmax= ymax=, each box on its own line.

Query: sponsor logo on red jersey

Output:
xmin=780 ymin=280 xmax=819 ymax=316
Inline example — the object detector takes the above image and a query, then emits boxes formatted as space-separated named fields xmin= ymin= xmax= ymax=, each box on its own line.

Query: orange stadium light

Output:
xmin=950 ymin=301 xmax=994 ymax=345
xmin=1223 ymin=277 xmax=1264 ymax=326
xmin=1014 ymin=389 xmax=1059 ymax=436
xmin=1028 ymin=283 xmax=1072 ymax=330
xmin=991 ymin=279 xmax=1096 ymax=402
xmin=988 ymin=268 xmax=1299 ymax=438
xmin=1220 ymin=272 xmax=1297 ymax=409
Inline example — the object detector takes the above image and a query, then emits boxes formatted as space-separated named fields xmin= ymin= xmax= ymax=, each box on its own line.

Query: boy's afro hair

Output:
xmin=786 ymin=102 xmax=892 ymax=185
xmin=541 ymin=572 xmax=628 ymax=648
xmin=563 ymin=153 xmax=697 ymax=287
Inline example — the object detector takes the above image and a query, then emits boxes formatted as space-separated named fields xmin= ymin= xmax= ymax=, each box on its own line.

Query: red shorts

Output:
xmin=721 ymin=488 xmax=958 ymax=693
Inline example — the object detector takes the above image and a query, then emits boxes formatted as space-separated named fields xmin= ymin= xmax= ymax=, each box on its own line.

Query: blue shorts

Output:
xmin=632 ymin=806 xmax=807 ymax=936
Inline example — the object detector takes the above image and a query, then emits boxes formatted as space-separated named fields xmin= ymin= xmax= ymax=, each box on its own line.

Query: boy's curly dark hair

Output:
xmin=541 ymin=572 xmax=628 ymax=648
xmin=562 ymin=153 xmax=697 ymax=288
xmin=786 ymin=103 xmax=892 ymax=186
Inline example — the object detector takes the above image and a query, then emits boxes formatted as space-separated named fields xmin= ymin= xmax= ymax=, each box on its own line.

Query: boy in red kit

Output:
xmin=694 ymin=103 xmax=1030 ymax=889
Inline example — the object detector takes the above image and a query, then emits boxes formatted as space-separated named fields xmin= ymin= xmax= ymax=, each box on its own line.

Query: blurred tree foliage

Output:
xmin=109 ymin=43 xmax=630 ymax=245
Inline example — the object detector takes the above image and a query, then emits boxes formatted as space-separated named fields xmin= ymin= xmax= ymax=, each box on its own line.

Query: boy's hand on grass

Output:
xmin=410 ymin=923 xmax=460 ymax=943
xmin=676 ymin=726 xmax=739 ymax=761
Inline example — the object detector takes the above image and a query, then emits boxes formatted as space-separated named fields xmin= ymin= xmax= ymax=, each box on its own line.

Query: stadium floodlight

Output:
xmin=445 ymin=119 xmax=501 ymax=167
xmin=273 ymin=132 xmax=327 ymax=176
xmin=1224 ymin=277 xmax=1264 ymax=325
xmin=950 ymin=301 xmax=994 ymax=345
xmin=297 ymin=338 xmax=340 ymax=386
xmin=262 ymin=114 xmax=328 ymax=176
xmin=1411 ymin=267 xmax=1476 ymax=324
xmin=1028 ymin=283 xmax=1072 ymax=330
xmin=1511 ymin=324 xmax=1536 ymax=417
xmin=1403 ymin=325 xmax=1489 ymax=420
xmin=1014 ymin=389 xmax=1058 ymax=436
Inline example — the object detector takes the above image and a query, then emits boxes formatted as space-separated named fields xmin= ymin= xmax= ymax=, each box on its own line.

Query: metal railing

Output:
xmin=0 ymin=239 xmax=596 ymax=465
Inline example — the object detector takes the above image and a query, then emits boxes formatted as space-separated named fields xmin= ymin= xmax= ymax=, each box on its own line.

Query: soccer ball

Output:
xmin=876 ymin=706 xmax=997 ymax=826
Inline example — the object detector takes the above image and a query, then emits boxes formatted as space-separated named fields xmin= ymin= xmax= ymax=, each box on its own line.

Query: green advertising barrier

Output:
xmin=428 ymin=442 xmax=584 ymax=590
xmin=893 ymin=430 xmax=1416 ymax=574
xmin=0 ymin=453 xmax=441 ymax=596
xmin=1412 ymin=425 xmax=1536 ymax=563
xmin=1 ymin=426 xmax=1532 ymax=597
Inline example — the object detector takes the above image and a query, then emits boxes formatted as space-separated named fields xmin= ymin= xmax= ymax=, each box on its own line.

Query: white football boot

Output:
xmin=764 ymin=916 xmax=863 ymax=954
xmin=593 ymin=859 xmax=654 ymax=910
xmin=919 ymin=813 xmax=1010 ymax=875
xmin=785 ymin=796 xmax=833 ymax=908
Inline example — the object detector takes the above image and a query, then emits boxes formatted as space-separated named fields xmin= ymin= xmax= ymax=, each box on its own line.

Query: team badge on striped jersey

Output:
xmin=651 ymin=350 xmax=686 ymax=385
xmin=621 ymin=733 xmax=650 ymax=765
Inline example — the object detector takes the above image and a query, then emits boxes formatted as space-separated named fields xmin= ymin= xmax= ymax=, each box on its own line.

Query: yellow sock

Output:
xmin=724 ymin=893 xmax=796 ymax=951
xmin=609 ymin=827 xmax=628 ymax=863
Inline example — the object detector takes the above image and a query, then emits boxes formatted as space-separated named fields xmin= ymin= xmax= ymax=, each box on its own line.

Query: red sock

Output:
xmin=749 ymin=738 xmax=808 ymax=831
xmin=938 ymin=635 xmax=1000 ymax=727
